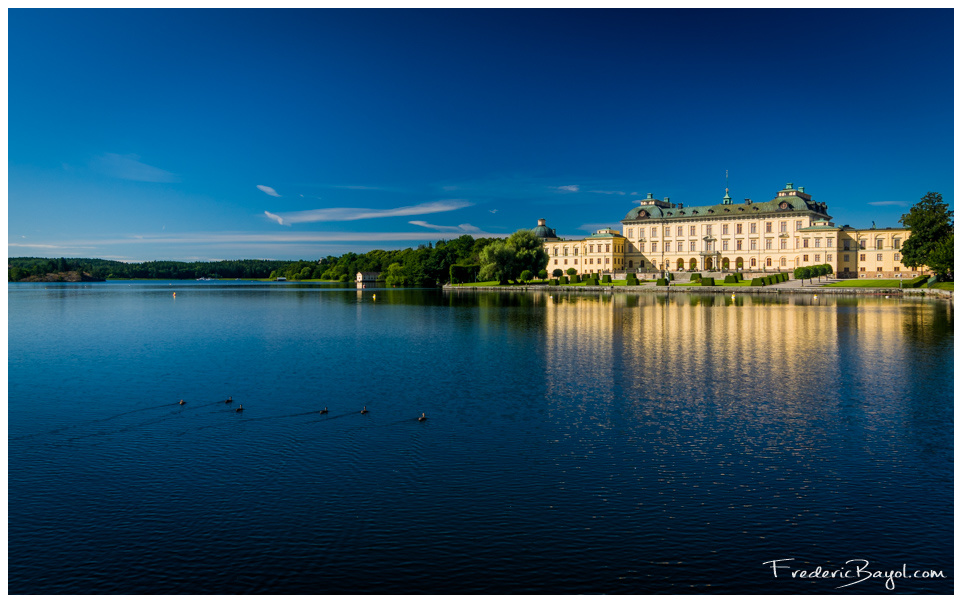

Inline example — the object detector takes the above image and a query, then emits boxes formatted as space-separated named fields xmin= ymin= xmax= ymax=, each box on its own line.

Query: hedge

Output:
xmin=724 ymin=274 xmax=736 ymax=283
xmin=549 ymin=278 xmax=559 ymax=285
xmin=701 ymin=277 xmax=715 ymax=286
xmin=750 ymin=277 xmax=764 ymax=286
xmin=656 ymin=278 xmax=668 ymax=286
xmin=602 ymin=274 xmax=611 ymax=283
xmin=560 ymin=275 xmax=569 ymax=284
xmin=584 ymin=278 xmax=600 ymax=286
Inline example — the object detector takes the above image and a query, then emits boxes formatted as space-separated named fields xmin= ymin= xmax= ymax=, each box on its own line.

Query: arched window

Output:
xmin=766 ymin=257 xmax=772 ymax=267
xmin=750 ymin=258 xmax=757 ymax=267
xmin=780 ymin=257 xmax=787 ymax=267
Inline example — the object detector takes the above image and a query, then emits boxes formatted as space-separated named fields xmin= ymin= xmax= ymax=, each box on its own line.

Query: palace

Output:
xmin=538 ymin=182 xmax=923 ymax=279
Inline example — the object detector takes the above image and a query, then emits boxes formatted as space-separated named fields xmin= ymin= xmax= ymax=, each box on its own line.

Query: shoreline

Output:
xmin=443 ymin=284 xmax=954 ymax=299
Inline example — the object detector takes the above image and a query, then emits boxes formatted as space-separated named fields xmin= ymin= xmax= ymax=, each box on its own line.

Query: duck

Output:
xmin=236 ymin=405 xmax=244 ymax=412
xmin=320 ymin=407 xmax=328 ymax=414
xmin=418 ymin=413 xmax=427 ymax=422
xmin=179 ymin=399 xmax=185 ymax=406
xmin=360 ymin=406 xmax=369 ymax=414
xmin=225 ymin=396 xmax=233 ymax=404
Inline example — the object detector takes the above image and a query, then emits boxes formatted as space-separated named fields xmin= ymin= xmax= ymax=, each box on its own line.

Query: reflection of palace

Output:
xmin=538 ymin=183 xmax=925 ymax=278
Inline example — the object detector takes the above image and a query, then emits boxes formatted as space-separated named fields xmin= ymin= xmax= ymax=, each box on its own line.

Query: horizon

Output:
xmin=8 ymin=9 xmax=954 ymax=263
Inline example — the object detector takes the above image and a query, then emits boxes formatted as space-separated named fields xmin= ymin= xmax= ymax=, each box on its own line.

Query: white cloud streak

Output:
xmin=554 ymin=185 xmax=580 ymax=193
xmin=266 ymin=199 xmax=472 ymax=225
xmin=589 ymin=190 xmax=627 ymax=195
xmin=868 ymin=201 xmax=909 ymax=207
xmin=257 ymin=185 xmax=282 ymax=197
xmin=264 ymin=211 xmax=286 ymax=225
xmin=409 ymin=221 xmax=481 ymax=233
xmin=92 ymin=153 xmax=179 ymax=182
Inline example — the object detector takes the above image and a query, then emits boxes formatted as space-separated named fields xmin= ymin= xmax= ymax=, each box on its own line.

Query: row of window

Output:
xmin=626 ymin=220 xmax=811 ymax=239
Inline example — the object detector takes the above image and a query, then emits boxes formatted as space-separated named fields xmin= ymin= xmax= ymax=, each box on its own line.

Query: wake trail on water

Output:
xmin=11 ymin=399 xmax=228 ymax=441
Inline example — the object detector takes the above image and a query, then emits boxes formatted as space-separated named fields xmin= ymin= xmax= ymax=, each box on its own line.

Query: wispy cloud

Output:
xmin=868 ymin=200 xmax=909 ymax=207
xmin=554 ymin=185 xmax=580 ymax=193
xmin=265 ymin=199 xmax=472 ymax=225
xmin=589 ymin=190 xmax=627 ymax=195
xmin=264 ymin=211 xmax=286 ymax=226
xmin=578 ymin=223 xmax=618 ymax=232
xmin=489 ymin=209 xmax=498 ymax=213
xmin=92 ymin=153 xmax=179 ymax=182
xmin=409 ymin=221 xmax=481 ymax=233
xmin=257 ymin=185 xmax=281 ymax=197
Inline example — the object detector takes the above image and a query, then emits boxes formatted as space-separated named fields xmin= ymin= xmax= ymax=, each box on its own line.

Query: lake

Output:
xmin=8 ymin=282 xmax=954 ymax=594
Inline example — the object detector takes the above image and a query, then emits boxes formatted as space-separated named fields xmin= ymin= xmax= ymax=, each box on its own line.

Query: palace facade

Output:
xmin=539 ymin=183 xmax=924 ymax=279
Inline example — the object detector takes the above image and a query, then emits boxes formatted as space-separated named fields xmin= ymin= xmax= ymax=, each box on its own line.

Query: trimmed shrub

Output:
xmin=724 ymin=274 xmax=736 ymax=283
xmin=520 ymin=269 xmax=533 ymax=283
xmin=656 ymin=278 xmax=668 ymax=286
xmin=736 ymin=272 xmax=744 ymax=281
xmin=572 ymin=274 xmax=581 ymax=283
xmin=549 ymin=278 xmax=559 ymax=286
xmin=566 ymin=267 xmax=578 ymax=277
xmin=701 ymin=277 xmax=715 ymax=286
xmin=907 ymin=275 xmax=928 ymax=288
xmin=552 ymin=269 xmax=564 ymax=277
xmin=602 ymin=274 xmax=611 ymax=283
xmin=668 ymin=272 xmax=675 ymax=281
xmin=626 ymin=275 xmax=639 ymax=286
xmin=750 ymin=277 xmax=764 ymax=286
xmin=690 ymin=273 xmax=702 ymax=282
xmin=560 ymin=275 xmax=569 ymax=284
xmin=538 ymin=269 xmax=548 ymax=280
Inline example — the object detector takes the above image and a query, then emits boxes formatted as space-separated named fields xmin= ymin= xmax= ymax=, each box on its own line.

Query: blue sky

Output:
xmin=8 ymin=9 xmax=954 ymax=262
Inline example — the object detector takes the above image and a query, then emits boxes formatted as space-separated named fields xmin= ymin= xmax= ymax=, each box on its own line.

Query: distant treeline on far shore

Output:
xmin=8 ymin=234 xmax=498 ymax=284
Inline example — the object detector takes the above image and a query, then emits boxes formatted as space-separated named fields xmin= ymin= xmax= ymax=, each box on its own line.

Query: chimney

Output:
xmin=745 ymin=198 xmax=752 ymax=204
xmin=664 ymin=197 xmax=670 ymax=203
xmin=786 ymin=183 xmax=794 ymax=189
xmin=677 ymin=203 xmax=683 ymax=209
xmin=646 ymin=193 xmax=654 ymax=199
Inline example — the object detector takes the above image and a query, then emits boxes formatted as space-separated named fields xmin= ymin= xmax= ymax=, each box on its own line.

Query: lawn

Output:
xmin=926 ymin=282 xmax=954 ymax=291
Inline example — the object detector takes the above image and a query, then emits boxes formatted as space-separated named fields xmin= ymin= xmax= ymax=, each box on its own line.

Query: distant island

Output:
xmin=17 ymin=269 xmax=105 ymax=283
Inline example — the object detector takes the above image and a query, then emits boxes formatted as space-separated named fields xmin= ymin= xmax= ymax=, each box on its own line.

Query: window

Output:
xmin=859 ymin=239 xmax=866 ymax=249
xmin=564 ymin=259 xmax=568 ymax=265
xmin=750 ymin=258 xmax=757 ymax=267
xmin=574 ymin=259 xmax=578 ymax=264
xmin=803 ymin=254 xmax=809 ymax=262
xmin=844 ymin=254 xmax=849 ymax=262
xmin=664 ymin=227 xmax=670 ymax=237
xmin=876 ymin=239 xmax=884 ymax=250
xmin=736 ymin=240 xmax=743 ymax=250
xmin=815 ymin=254 xmax=820 ymax=262
xmin=780 ymin=257 xmax=787 ymax=267
xmin=639 ymin=243 xmax=645 ymax=252
xmin=627 ymin=228 xmax=633 ymax=238
xmin=641 ymin=260 xmax=646 ymax=268
xmin=894 ymin=238 xmax=901 ymax=249
xmin=843 ymin=241 xmax=850 ymax=250
xmin=554 ymin=259 xmax=558 ymax=265
xmin=737 ymin=224 xmax=743 ymax=234
xmin=766 ymin=222 xmax=772 ymax=233
xmin=589 ymin=245 xmax=594 ymax=253
xmin=827 ymin=254 xmax=832 ymax=262
xmin=690 ymin=241 xmax=696 ymax=251
xmin=877 ymin=253 xmax=883 ymax=261
xmin=766 ymin=257 xmax=772 ymax=267
xmin=652 ymin=228 xmax=657 ymax=238
xmin=796 ymin=220 xmax=802 ymax=230
xmin=690 ymin=226 xmax=696 ymax=236
xmin=605 ymin=258 xmax=610 ymax=264
xmin=780 ymin=221 xmax=788 ymax=233
xmin=589 ymin=258 xmax=593 ymax=264
xmin=665 ymin=242 xmax=671 ymax=252
xmin=723 ymin=240 xmax=729 ymax=251
xmin=765 ymin=239 xmax=772 ymax=250
xmin=877 ymin=267 xmax=883 ymax=273
xmin=628 ymin=260 xmax=633 ymax=268
xmin=605 ymin=244 xmax=610 ymax=252
xmin=780 ymin=239 xmax=787 ymax=250
xmin=815 ymin=238 xmax=821 ymax=248
xmin=651 ymin=242 xmax=657 ymax=252
xmin=860 ymin=254 xmax=866 ymax=261
xmin=706 ymin=225 xmax=712 ymax=236
xmin=723 ymin=224 xmax=729 ymax=235
xmin=750 ymin=223 xmax=757 ymax=234
xmin=803 ymin=239 xmax=809 ymax=248
xmin=827 ymin=237 xmax=834 ymax=248
xmin=573 ymin=248 xmax=578 ymax=255
xmin=750 ymin=240 xmax=757 ymax=251
xmin=895 ymin=253 xmax=900 ymax=261
xmin=563 ymin=247 xmax=568 ymax=256
xmin=677 ymin=226 xmax=683 ymax=236
xmin=860 ymin=268 xmax=866 ymax=272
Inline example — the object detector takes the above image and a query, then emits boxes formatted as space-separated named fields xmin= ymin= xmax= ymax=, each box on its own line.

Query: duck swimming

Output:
xmin=179 ymin=399 xmax=185 ymax=406
xmin=360 ymin=406 xmax=368 ymax=414
xmin=225 ymin=396 xmax=233 ymax=404
xmin=320 ymin=407 xmax=328 ymax=414
xmin=418 ymin=413 xmax=427 ymax=422
xmin=236 ymin=405 xmax=243 ymax=412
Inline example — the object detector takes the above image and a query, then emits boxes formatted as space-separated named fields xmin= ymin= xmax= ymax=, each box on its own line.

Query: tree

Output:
xmin=566 ymin=267 xmax=577 ymax=277
xmin=479 ymin=240 xmax=513 ymax=284
xmin=900 ymin=192 xmax=953 ymax=277
xmin=538 ymin=269 xmax=548 ymax=281
xmin=520 ymin=270 xmax=533 ymax=283
xmin=927 ymin=233 xmax=954 ymax=280
xmin=385 ymin=263 xmax=405 ymax=287
xmin=552 ymin=269 xmax=563 ymax=277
